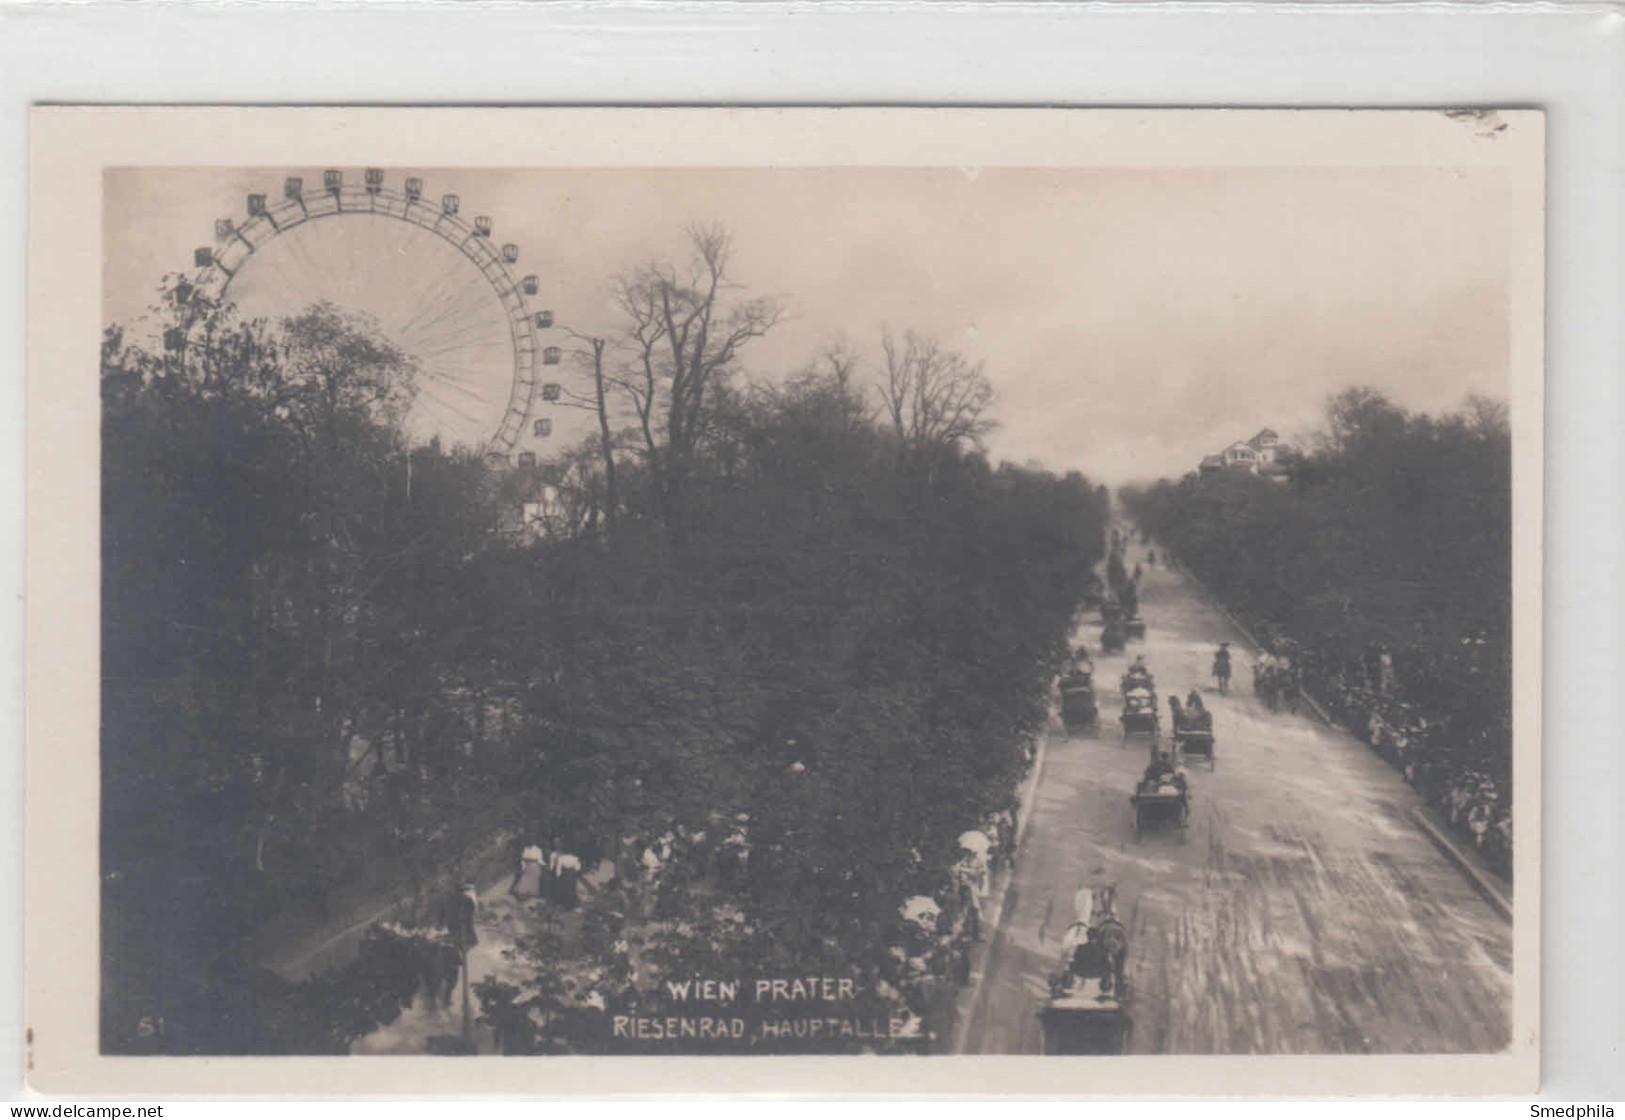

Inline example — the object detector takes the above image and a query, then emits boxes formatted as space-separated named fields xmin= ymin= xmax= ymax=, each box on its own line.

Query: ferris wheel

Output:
xmin=183 ymin=168 xmax=563 ymax=459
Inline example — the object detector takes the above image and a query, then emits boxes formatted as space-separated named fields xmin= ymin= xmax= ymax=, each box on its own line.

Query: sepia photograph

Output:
xmin=28 ymin=107 xmax=1543 ymax=1095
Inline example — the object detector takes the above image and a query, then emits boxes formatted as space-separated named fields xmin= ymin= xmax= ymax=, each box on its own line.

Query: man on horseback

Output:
xmin=1212 ymin=642 xmax=1232 ymax=695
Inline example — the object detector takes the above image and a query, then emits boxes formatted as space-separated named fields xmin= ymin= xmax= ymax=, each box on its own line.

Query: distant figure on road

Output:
xmin=1147 ymin=550 xmax=1156 ymax=568
xmin=1212 ymin=643 xmax=1232 ymax=695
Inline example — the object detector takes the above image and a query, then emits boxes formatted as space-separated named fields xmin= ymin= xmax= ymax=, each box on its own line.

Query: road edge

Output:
xmin=949 ymin=705 xmax=1053 ymax=1054
xmin=1409 ymin=806 xmax=1514 ymax=922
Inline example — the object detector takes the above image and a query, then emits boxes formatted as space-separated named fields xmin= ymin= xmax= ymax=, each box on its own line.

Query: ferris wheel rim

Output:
xmin=188 ymin=177 xmax=542 ymax=456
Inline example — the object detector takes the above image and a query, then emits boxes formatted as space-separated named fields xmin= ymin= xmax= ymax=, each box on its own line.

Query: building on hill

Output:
xmin=1248 ymin=427 xmax=1280 ymax=463
xmin=1220 ymin=439 xmax=1262 ymax=472
xmin=1199 ymin=427 xmax=1292 ymax=481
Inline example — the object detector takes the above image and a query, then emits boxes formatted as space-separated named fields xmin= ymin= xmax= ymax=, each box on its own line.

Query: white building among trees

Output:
xmin=1198 ymin=428 xmax=1290 ymax=480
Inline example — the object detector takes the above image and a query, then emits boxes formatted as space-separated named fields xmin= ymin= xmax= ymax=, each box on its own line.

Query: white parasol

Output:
xmin=900 ymin=895 xmax=941 ymax=928
xmin=957 ymin=829 xmax=992 ymax=855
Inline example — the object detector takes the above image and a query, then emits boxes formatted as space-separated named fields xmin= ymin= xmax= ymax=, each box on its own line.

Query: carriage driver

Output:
xmin=1069 ymin=925 xmax=1110 ymax=979
xmin=1143 ymin=751 xmax=1187 ymax=791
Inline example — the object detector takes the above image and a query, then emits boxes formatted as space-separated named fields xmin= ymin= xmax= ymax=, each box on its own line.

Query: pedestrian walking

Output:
xmin=550 ymin=849 xmax=583 ymax=910
xmin=510 ymin=842 xmax=546 ymax=898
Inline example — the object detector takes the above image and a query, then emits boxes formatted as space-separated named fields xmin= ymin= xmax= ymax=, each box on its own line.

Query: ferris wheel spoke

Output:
xmin=402 ymin=274 xmax=501 ymax=343
xmin=420 ymin=374 xmax=505 ymax=422
xmin=421 ymin=383 xmax=492 ymax=413
xmin=416 ymin=383 xmax=492 ymax=430
xmin=394 ymin=273 xmax=485 ymax=343
xmin=234 ymin=240 xmax=299 ymax=313
xmin=278 ymin=228 xmax=333 ymax=311
xmin=396 ymin=251 xmax=495 ymax=333
xmin=389 ymin=246 xmax=468 ymax=337
xmin=421 ymin=364 xmax=500 ymax=404
xmin=409 ymin=317 xmax=512 ymax=356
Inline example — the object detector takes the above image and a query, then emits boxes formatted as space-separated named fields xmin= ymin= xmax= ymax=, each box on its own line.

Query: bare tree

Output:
xmin=877 ymin=327 xmax=995 ymax=452
xmin=809 ymin=338 xmax=866 ymax=406
xmin=607 ymin=224 xmax=783 ymax=540
xmin=1462 ymin=393 xmax=1510 ymax=441
xmin=558 ymin=329 xmax=620 ymax=532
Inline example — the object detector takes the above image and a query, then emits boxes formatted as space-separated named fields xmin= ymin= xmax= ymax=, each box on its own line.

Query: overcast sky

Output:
xmin=105 ymin=165 xmax=1510 ymax=484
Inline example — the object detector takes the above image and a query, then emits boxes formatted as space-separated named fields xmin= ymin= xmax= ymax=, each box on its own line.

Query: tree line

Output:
xmin=1120 ymin=388 xmax=1513 ymax=873
xmin=100 ymin=229 xmax=1109 ymax=1053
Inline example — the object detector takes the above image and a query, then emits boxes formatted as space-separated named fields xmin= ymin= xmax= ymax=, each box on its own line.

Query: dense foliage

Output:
xmin=1121 ymin=389 xmax=1514 ymax=873
xmin=101 ymin=274 xmax=1107 ymax=1052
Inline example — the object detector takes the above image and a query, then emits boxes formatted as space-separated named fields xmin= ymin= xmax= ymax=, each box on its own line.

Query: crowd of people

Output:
xmin=450 ymin=799 xmax=1027 ymax=1054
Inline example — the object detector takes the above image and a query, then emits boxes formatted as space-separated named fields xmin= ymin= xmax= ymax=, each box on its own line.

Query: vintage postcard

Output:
xmin=27 ymin=107 xmax=1542 ymax=1096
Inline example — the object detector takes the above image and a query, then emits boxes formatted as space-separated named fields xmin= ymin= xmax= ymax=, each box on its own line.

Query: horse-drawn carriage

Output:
xmin=1120 ymin=662 xmax=1154 ymax=696
xmin=1130 ymin=763 xmax=1190 ymax=839
xmin=1120 ymin=666 xmax=1159 ymax=747
xmin=1174 ymin=724 xmax=1215 ymax=768
xmin=1120 ymin=693 xmax=1158 ymax=746
xmin=1060 ymin=669 xmax=1099 ymax=735
xmin=1172 ymin=707 xmax=1216 ymax=769
xmin=1100 ymin=619 xmax=1126 ymax=655
xmin=1040 ymin=886 xmax=1132 ymax=1055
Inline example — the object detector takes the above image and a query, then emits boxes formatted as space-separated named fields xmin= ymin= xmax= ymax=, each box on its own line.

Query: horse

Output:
xmin=1071 ymin=885 xmax=1128 ymax=996
xmin=1095 ymin=918 xmax=1129 ymax=996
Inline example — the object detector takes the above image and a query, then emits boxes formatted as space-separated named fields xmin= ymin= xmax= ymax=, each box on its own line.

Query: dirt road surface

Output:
xmin=957 ymin=557 xmax=1513 ymax=1055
